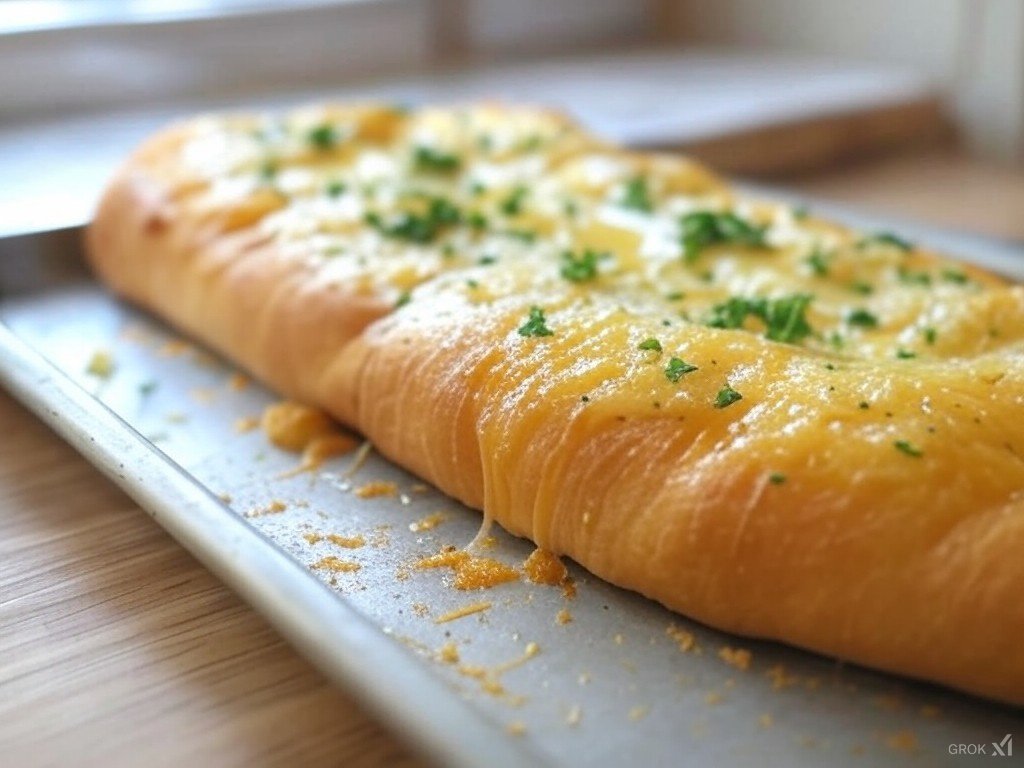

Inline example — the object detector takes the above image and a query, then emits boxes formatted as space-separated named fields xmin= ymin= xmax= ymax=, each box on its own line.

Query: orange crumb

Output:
xmin=261 ymin=400 xmax=335 ymax=452
xmin=310 ymin=556 xmax=360 ymax=573
xmin=434 ymin=601 xmax=492 ymax=624
xmin=354 ymin=480 xmax=398 ymax=499
xmin=666 ymin=624 xmax=697 ymax=653
xmin=326 ymin=533 xmax=365 ymax=549
xmin=416 ymin=547 xmax=519 ymax=589
xmin=438 ymin=642 xmax=460 ymax=663
xmin=235 ymin=416 xmax=260 ymax=433
xmin=228 ymin=372 xmax=250 ymax=391
xmin=410 ymin=483 xmax=430 ymax=494
xmin=479 ymin=535 xmax=498 ymax=550
xmin=303 ymin=532 xmax=323 ymax=545
xmin=505 ymin=721 xmax=526 ymax=736
xmin=159 ymin=339 xmax=190 ymax=357
xmin=523 ymin=548 xmax=568 ymax=586
xmin=766 ymin=664 xmax=799 ymax=690
xmin=245 ymin=499 xmax=287 ymax=518
xmin=409 ymin=511 xmax=447 ymax=532
xmin=885 ymin=730 xmax=918 ymax=753
xmin=718 ymin=646 xmax=752 ymax=671
xmin=556 ymin=609 xmax=572 ymax=625
xmin=411 ymin=602 xmax=429 ymax=617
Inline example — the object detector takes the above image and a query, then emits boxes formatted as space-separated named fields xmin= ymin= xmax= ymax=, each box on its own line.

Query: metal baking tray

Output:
xmin=1 ymin=208 xmax=1022 ymax=767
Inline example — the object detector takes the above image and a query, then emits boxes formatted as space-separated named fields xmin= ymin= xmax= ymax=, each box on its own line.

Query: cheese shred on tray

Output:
xmin=87 ymin=103 xmax=1024 ymax=705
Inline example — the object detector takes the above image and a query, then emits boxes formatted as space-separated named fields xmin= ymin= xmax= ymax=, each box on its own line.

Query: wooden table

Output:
xmin=1 ymin=148 xmax=1021 ymax=768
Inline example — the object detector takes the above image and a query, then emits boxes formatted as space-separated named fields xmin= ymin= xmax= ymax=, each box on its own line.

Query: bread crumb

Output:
xmin=159 ymin=339 xmax=191 ymax=357
xmin=666 ymin=624 xmax=697 ymax=653
xmin=506 ymin=721 xmax=527 ymax=736
xmin=261 ymin=400 xmax=335 ymax=452
xmin=326 ymin=533 xmax=365 ymax=549
xmin=217 ymin=493 xmax=232 ymax=503
xmin=565 ymin=705 xmax=582 ymax=727
xmin=303 ymin=532 xmax=323 ymax=545
xmin=235 ymin=416 xmax=260 ymax=433
xmin=416 ymin=547 xmax=519 ymax=589
xmin=704 ymin=691 xmax=723 ymax=706
xmin=578 ymin=672 xmax=591 ymax=686
xmin=766 ymin=664 xmax=799 ymax=690
xmin=718 ymin=645 xmax=752 ymax=671
xmin=758 ymin=713 xmax=773 ymax=729
xmin=613 ymin=633 xmax=624 ymax=646
xmin=85 ymin=349 xmax=116 ymax=379
xmin=354 ymin=480 xmax=398 ymax=499
xmin=245 ymin=499 xmax=287 ymax=518
xmin=523 ymin=548 xmax=568 ymax=586
xmin=884 ymin=730 xmax=918 ymax=753
xmin=228 ymin=372 xmax=250 ymax=391
xmin=628 ymin=705 xmax=649 ymax=722
xmin=411 ymin=602 xmax=430 ymax=617
xmin=434 ymin=601 xmax=492 ymax=624
xmin=409 ymin=511 xmax=447 ymax=532
xmin=438 ymin=642 xmax=460 ymax=663
xmin=556 ymin=609 xmax=572 ymax=625
xmin=189 ymin=387 xmax=217 ymax=404
xmin=310 ymin=556 xmax=360 ymax=573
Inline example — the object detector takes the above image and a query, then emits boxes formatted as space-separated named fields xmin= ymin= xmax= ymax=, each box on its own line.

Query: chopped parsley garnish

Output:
xmin=858 ymin=401 xmax=870 ymax=410
xmin=365 ymin=197 xmax=460 ymax=243
xmin=478 ymin=254 xmax=498 ymax=266
xmin=664 ymin=357 xmax=698 ymax=382
xmin=706 ymin=294 xmax=814 ymax=344
xmin=846 ymin=309 xmax=879 ymax=328
xmin=258 ymin=160 xmax=278 ymax=181
xmin=897 ymin=267 xmax=932 ymax=286
xmin=413 ymin=145 xmax=461 ymax=173
xmin=306 ymin=123 xmax=338 ymax=149
xmin=850 ymin=281 xmax=874 ymax=295
xmin=500 ymin=186 xmax=528 ymax=216
xmin=394 ymin=291 xmax=412 ymax=309
xmin=894 ymin=440 xmax=923 ymax=457
xmin=924 ymin=327 xmax=937 ymax=345
xmin=638 ymin=337 xmax=663 ymax=352
xmin=560 ymin=249 xmax=602 ymax=283
xmin=518 ymin=306 xmax=553 ymax=337
xmin=792 ymin=205 xmax=809 ymax=220
xmin=941 ymin=268 xmax=969 ymax=284
xmin=665 ymin=291 xmax=684 ymax=301
xmin=768 ymin=472 xmax=786 ymax=485
xmin=714 ymin=384 xmax=743 ymax=409
xmin=895 ymin=348 xmax=917 ymax=359
xmin=503 ymin=229 xmax=537 ymax=243
xmin=619 ymin=176 xmax=653 ymax=212
xmin=858 ymin=232 xmax=913 ymax=252
xmin=138 ymin=380 xmax=159 ymax=397
xmin=326 ymin=180 xmax=347 ymax=197
xmin=806 ymin=248 xmax=831 ymax=277
xmin=518 ymin=134 xmax=543 ymax=152
xmin=680 ymin=211 xmax=768 ymax=263
xmin=466 ymin=212 xmax=489 ymax=230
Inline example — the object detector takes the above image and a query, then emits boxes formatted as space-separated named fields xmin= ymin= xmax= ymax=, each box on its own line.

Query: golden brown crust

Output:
xmin=86 ymin=104 xmax=1024 ymax=705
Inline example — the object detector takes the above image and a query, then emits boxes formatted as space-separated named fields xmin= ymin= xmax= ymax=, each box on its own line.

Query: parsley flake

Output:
xmin=306 ymin=123 xmax=338 ymax=149
xmin=638 ymin=337 xmax=663 ymax=353
xmin=518 ymin=306 xmax=553 ymax=337
xmin=665 ymin=357 xmax=698 ymax=382
xmin=706 ymin=294 xmax=814 ymax=344
xmin=619 ymin=176 xmax=653 ymax=212
xmin=560 ymin=250 xmax=602 ymax=283
xmin=413 ymin=145 xmax=461 ymax=173
xmin=680 ymin=211 xmax=768 ymax=263
xmin=768 ymin=472 xmax=786 ymax=485
xmin=806 ymin=248 xmax=831 ymax=277
xmin=847 ymin=309 xmax=879 ymax=328
xmin=714 ymin=384 xmax=743 ymax=409
xmin=500 ymin=186 xmax=528 ymax=216
xmin=894 ymin=440 xmax=923 ymax=457
xmin=858 ymin=232 xmax=913 ymax=252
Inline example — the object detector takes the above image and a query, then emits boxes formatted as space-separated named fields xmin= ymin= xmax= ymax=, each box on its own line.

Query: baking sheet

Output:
xmin=1 ymin=222 xmax=1021 ymax=767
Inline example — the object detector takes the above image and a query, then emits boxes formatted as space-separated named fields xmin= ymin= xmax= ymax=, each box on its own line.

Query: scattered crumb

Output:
xmin=85 ymin=349 xmax=116 ymax=379
xmin=479 ymin=535 xmax=498 ymax=550
xmin=245 ymin=499 xmax=287 ymax=518
xmin=410 ymin=483 xmax=430 ymax=494
xmin=577 ymin=672 xmax=591 ymax=686
xmin=235 ymin=416 xmax=260 ymax=433
xmin=565 ymin=705 xmax=582 ymax=727
xmin=438 ymin=642 xmax=460 ymax=664
xmin=884 ymin=730 xmax=918 ymax=753
xmin=628 ymin=705 xmax=649 ymax=722
xmin=310 ymin=556 xmax=361 ymax=573
xmin=766 ymin=664 xmax=799 ymax=690
xmin=417 ymin=547 xmax=519 ymax=589
xmin=704 ymin=691 xmax=723 ymax=706
xmin=277 ymin=434 xmax=360 ymax=477
xmin=409 ymin=511 xmax=447 ymax=532
xmin=217 ymin=493 xmax=232 ymax=503
xmin=354 ymin=480 xmax=399 ymax=499
xmin=666 ymin=624 xmax=697 ymax=653
xmin=434 ymin=601 xmax=492 ymax=624
xmin=326 ymin=533 xmax=366 ymax=549
xmin=411 ymin=602 xmax=430 ymax=617
xmin=556 ymin=609 xmax=573 ymax=625
xmin=561 ymin=578 xmax=577 ymax=599
xmin=523 ymin=548 xmax=568 ymax=586
xmin=613 ymin=633 xmax=625 ymax=646
xmin=261 ymin=400 xmax=335 ymax=451
xmin=228 ymin=372 xmax=250 ymax=391
xmin=303 ymin=532 xmax=323 ymax=545
xmin=189 ymin=387 xmax=217 ymax=404
xmin=159 ymin=339 xmax=191 ymax=357
xmin=718 ymin=646 xmax=752 ymax=671
xmin=506 ymin=721 xmax=527 ymax=737
xmin=758 ymin=713 xmax=774 ymax=729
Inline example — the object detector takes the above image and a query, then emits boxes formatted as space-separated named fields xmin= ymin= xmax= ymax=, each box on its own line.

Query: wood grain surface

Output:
xmin=0 ymin=393 xmax=425 ymax=768
xmin=0 ymin=149 xmax=1020 ymax=768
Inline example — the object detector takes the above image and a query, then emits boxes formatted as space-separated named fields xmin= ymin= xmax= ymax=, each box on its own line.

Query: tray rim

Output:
xmin=0 ymin=287 xmax=552 ymax=768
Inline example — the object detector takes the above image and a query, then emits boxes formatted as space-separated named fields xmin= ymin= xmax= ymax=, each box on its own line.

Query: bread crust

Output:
xmin=86 ymin=104 xmax=1024 ymax=705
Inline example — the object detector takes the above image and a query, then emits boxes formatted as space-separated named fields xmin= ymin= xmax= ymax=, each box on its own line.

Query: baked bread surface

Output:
xmin=87 ymin=103 xmax=1024 ymax=705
